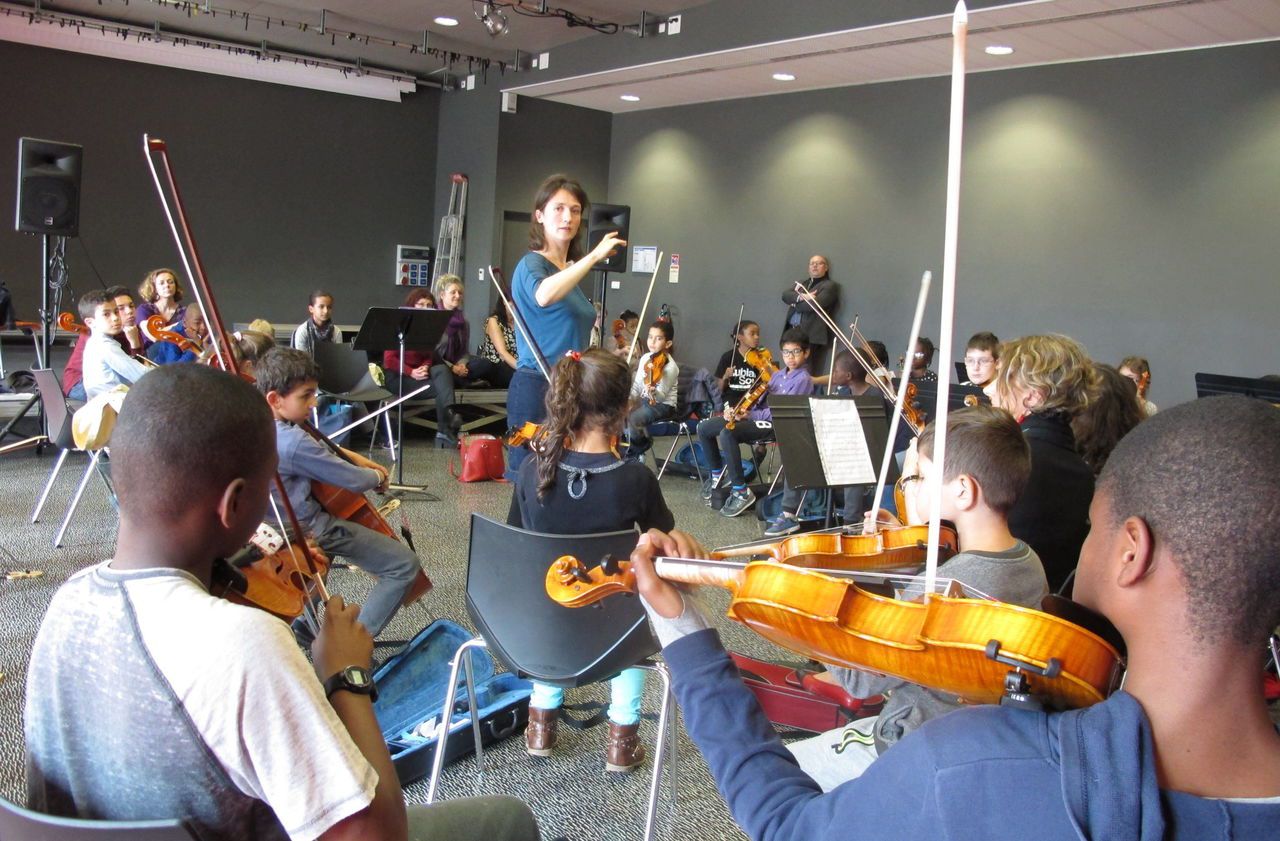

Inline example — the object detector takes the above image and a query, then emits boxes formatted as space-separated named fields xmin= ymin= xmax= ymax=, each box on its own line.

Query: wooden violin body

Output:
xmin=547 ymin=555 xmax=1123 ymax=710
xmin=213 ymin=537 xmax=331 ymax=622
xmin=712 ymin=524 xmax=958 ymax=573
xmin=505 ymin=420 xmax=541 ymax=447
xmin=726 ymin=347 xmax=778 ymax=429
xmin=144 ymin=314 xmax=202 ymax=355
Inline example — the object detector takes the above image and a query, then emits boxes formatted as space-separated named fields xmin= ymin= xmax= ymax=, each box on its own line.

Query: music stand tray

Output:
xmin=1194 ymin=372 xmax=1280 ymax=403
xmin=353 ymin=307 xmax=453 ymax=497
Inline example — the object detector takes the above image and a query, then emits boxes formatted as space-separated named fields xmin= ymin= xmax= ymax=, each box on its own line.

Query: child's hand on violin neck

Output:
xmin=311 ymin=595 xmax=373 ymax=680
xmin=631 ymin=530 xmax=705 ymax=619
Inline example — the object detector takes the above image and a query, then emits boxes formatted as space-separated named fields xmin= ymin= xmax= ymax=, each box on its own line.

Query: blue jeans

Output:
xmin=505 ymin=368 xmax=548 ymax=482
xmin=626 ymin=401 xmax=676 ymax=450
xmin=529 ymin=667 xmax=646 ymax=726
xmin=317 ymin=518 xmax=421 ymax=636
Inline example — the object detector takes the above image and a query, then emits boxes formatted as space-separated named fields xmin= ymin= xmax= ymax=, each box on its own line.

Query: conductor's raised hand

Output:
xmin=311 ymin=594 xmax=373 ymax=683
xmin=590 ymin=232 xmax=627 ymax=265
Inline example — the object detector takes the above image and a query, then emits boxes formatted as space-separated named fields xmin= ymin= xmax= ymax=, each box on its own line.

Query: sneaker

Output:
xmin=763 ymin=514 xmax=801 ymax=537
xmin=701 ymin=469 xmax=724 ymax=501
xmin=721 ymin=486 xmax=756 ymax=518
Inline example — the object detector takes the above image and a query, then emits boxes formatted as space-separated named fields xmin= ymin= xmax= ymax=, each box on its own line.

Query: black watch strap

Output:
xmin=323 ymin=666 xmax=378 ymax=702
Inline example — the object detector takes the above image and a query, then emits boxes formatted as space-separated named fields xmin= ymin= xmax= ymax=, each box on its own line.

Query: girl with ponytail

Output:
xmin=506 ymin=347 xmax=674 ymax=774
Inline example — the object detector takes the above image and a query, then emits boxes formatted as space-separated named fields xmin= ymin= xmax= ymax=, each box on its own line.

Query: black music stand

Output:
xmin=1194 ymin=372 xmax=1280 ymax=403
xmin=353 ymin=307 xmax=452 ymax=497
xmin=769 ymin=394 xmax=895 ymax=528
xmin=911 ymin=382 xmax=989 ymax=426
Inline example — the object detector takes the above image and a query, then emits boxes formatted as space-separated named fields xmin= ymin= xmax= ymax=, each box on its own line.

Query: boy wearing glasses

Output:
xmin=961 ymin=331 xmax=1000 ymax=387
xmin=701 ymin=328 xmax=814 ymax=518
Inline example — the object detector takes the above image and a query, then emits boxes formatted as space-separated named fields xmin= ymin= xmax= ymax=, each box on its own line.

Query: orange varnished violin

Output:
xmin=145 ymin=314 xmax=203 ymax=355
xmin=505 ymin=420 xmax=542 ymax=447
xmin=214 ymin=532 xmax=332 ymax=622
xmin=644 ymin=350 xmax=668 ymax=404
xmin=726 ymin=347 xmax=778 ymax=430
xmin=56 ymin=312 xmax=89 ymax=335
xmin=547 ymin=553 xmax=1124 ymax=710
xmin=710 ymin=522 xmax=958 ymax=573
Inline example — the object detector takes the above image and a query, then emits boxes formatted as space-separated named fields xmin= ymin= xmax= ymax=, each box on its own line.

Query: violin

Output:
xmin=547 ymin=553 xmax=1124 ymax=710
xmin=611 ymin=318 xmax=629 ymax=351
xmin=505 ymin=420 xmax=542 ymax=448
xmin=644 ymin=350 xmax=668 ymax=404
xmin=212 ymin=529 xmax=332 ymax=622
xmin=903 ymin=382 xmax=925 ymax=432
xmin=711 ymin=522 xmax=958 ymax=573
xmin=145 ymin=314 xmax=203 ymax=355
xmin=726 ymin=347 xmax=778 ymax=430
xmin=56 ymin=312 xmax=89 ymax=335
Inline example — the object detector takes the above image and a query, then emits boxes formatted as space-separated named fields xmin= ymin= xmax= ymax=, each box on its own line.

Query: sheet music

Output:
xmin=810 ymin=397 xmax=877 ymax=486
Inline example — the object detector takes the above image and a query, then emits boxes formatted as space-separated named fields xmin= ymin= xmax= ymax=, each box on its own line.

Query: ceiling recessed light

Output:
xmin=620 ymin=94 xmax=640 ymax=102
xmin=434 ymin=16 xmax=459 ymax=26
xmin=985 ymin=45 xmax=1014 ymax=56
xmin=772 ymin=72 xmax=796 ymax=82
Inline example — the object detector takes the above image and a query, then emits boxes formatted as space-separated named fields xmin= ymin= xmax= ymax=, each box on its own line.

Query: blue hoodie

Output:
xmin=664 ymin=628 xmax=1280 ymax=840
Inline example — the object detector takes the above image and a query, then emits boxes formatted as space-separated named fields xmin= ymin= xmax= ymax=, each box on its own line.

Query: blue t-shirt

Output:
xmin=511 ymin=252 xmax=595 ymax=370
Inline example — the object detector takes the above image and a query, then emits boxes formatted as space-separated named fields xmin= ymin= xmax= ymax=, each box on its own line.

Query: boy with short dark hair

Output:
xmin=147 ymin=305 xmax=209 ymax=365
xmin=255 ymin=348 xmax=426 ymax=637
xmin=788 ymin=404 xmax=1048 ymax=788
xmin=79 ymin=289 xmax=151 ymax=399
xmin=625 ymin=320 xmax=679 ymax=458
xmin=961 ymin=330 xmax=999 ymax=386
xmin=25 ymin=364 xmax=539 ymax=841
xmin=105 ymin=284 xmax=150 ymax=355
xmin=293 ymin=290 xmax=342 ymax=357
xmin=630 ymin=395 xmax=1280 ymax=839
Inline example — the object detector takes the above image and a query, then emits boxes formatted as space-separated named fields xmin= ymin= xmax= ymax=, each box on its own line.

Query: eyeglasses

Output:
xmin=912 ymin=351 xmax=926 ymax=358
xmin=780 ymin=348 xmax=805 ymax=358
xmin=964 ymin=356 xmax=994 ymax=366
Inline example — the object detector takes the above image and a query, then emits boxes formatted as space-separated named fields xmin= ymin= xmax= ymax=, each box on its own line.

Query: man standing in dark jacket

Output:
xmin=780 ymin=255 xmax=839 ymax=373
xmin=630 ymin=395 xmax=1280 ymax=841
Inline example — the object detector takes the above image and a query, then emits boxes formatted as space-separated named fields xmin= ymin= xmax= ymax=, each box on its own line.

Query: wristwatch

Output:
xmin=323 ymin=666 xmax=378 ymax=702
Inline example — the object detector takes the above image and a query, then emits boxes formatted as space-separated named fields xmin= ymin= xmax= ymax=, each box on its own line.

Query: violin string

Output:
xmin=268 ymin=496 xmax=323 ymax=637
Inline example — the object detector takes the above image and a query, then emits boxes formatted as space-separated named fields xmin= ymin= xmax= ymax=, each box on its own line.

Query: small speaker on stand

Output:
xmin=585 ymin=203 xmax=630 ymax=334
xmin=16 ymin=138 xmax=82 ymax=237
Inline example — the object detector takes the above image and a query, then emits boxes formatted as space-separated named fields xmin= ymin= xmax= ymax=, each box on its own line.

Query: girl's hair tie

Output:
xmin=565 ymin=350 xmax=582 ymax=362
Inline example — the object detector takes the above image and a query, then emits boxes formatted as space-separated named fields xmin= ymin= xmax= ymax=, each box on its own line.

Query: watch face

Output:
xmin=344 ymin=666 xmax=370 ymax=688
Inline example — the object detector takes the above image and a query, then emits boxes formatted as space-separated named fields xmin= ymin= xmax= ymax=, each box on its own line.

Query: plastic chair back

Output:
xmin=313 ymin=341 xmax=391 ymax=402
xmin=466 ymin=514 xmax=657 ymax=688
xmin=0 ymin=797 xmax=197 ymax=841
xmin=31 ymin=368 xmax=75 ymax=451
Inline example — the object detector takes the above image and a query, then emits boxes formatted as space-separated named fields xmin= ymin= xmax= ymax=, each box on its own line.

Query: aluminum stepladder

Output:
xmin=433 ymin=174 xmax=468 ymax=284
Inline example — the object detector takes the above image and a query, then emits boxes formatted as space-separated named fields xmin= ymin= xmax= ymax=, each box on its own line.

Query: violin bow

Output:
xmin=626 ymin=251 xmax=664 ymax=365
xmin=144 ymin=135 xmax=331 ymax=623
xmin=868 ymin=272 xmax=931 ymax=536
xmin=490 ymin=266 xmax=551 ymax=382
xmin=922 ymin=1 xmax=969 ymax=599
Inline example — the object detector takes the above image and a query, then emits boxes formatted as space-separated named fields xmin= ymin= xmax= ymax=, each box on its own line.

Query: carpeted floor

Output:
xmin=0 ymin=423 xmax=799 ymax=841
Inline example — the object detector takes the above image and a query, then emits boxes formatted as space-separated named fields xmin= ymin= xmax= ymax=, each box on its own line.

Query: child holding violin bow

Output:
xmin=698 ymin=327 xmax=814 ymax=518
xmin=507 ymin=348 xmax=675 ymax=773
xmin=626 ymin=395 xmax=1280 ymax=841
xmin=624 ymin=319 xmax=678 ymax=459
xmin=25 ymin=364 xmax=540 ymax=841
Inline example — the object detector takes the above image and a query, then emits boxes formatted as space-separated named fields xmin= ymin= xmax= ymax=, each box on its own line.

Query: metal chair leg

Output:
xmin=638 ymin=660 xmax=677 ymax=841
xmin=656 ymin=433 xmax=680 ymax=480
xmin=54 ymin=450 xmax=101 ymax=548
xmin=32 ymin=448 xmax=70 ymax=523
xmin=426 ymin=637 xmax=489 ymax=803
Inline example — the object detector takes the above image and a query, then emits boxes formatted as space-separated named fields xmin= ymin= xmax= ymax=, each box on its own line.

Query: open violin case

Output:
xmin=373 ymin=619 xmax=533 ymax=785
xmin=730 ymin=652 xmax=883 ymax=733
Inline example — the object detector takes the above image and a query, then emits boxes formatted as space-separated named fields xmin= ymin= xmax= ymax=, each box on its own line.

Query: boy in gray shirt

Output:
xmin=789 ymin=405 xmax=1049 ymax=790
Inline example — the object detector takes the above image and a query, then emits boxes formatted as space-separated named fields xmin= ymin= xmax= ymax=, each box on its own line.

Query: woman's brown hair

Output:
xmin=527 ymin=174 xmax=588 ymax=262
xmin=138 ymin=268 xmax=184 ymax=304
xmin=533 ymin=348 xmax=630 ymax=498
xmin=402 ymin=287 xmax=434 ymax=308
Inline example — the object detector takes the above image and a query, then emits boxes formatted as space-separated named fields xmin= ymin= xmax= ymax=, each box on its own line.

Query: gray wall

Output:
xmin=0 ymin=40 xmax=439 ymax=331
xmin=606 ymin=42 xmax=1280 ymax=407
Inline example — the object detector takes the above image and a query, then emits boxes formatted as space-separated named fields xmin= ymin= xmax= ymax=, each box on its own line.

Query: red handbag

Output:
xmin=449 ymin=433 xmax=506 ymax=482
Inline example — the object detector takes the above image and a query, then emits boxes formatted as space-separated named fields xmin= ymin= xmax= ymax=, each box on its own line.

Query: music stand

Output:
xmin=1194 ymin=372 xmax=1280 ymax=403
xmin=769 ymin=394 xmax=895 ymax=527
xmin=911 ymin=382 xmax=989 ymax=426
xmin=353 ymin=307 xmax=452 ymax=497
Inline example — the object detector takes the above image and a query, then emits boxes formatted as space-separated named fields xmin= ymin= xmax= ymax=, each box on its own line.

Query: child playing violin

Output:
xmin=699 ymin=328 xmax=814 ymax=518
xmin=627 ymin=396 xmax=1280 ymax=841
xmin=1118 ymin=355 xmax=1157 ymax=416
xmin=507 ymin=348 xmax=675 ymax=773
xmin=146 ymin=305 xmax=209 ymax=365
xmin=625 ymin=320 xmax=679 ymax=459
xmin=79 ymin=289 xmax=152 ymax=400
xmin=25 ymin=364 xmax=540 ymax=841
xmin=256 ymin=348 xmax=425 ymax=638
xmin=714 ymin=319 xmax=763 ymax=403
xmin=787 ymin=405 xmax=1049 ymax=789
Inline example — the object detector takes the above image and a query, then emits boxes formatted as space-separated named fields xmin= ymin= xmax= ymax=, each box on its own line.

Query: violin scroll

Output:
xmin=545 ymin=555 xmax=635 ymax=608
xmin=57 ymin=312 xmax=89 ymax=335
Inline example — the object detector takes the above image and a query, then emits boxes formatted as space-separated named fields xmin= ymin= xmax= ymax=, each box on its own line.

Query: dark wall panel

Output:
xmin=0 ymin=40 xmax=439 ymax=330
xmin=607 ymin=42 xmax=1280 ymax=406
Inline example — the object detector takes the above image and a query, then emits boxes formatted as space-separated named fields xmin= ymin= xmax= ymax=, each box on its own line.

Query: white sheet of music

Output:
xmin=810 ymin=397 xmax=877 ymax=486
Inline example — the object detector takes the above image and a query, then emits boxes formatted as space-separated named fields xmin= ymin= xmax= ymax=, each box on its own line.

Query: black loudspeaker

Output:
xmin=586 ymin=203 xmax=630 ymax=273
xmin=16 ymin=137 xmax=83 ymax=237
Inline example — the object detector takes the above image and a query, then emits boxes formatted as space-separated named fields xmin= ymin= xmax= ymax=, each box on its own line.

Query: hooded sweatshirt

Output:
xmin=663 ymin=627 xmax=1280 ymax=841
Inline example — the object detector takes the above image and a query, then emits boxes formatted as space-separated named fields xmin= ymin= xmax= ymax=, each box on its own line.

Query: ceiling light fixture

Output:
xmin=476 ymin=2 xmax=510 ymax=38
xmin=772 ymin=72 xmax=796 ymax=81
xmin=434 ymin=16 xmax=459 ymax=27
xmin=985 ymin=45 xmax=1014 ymax=56
xmin=620 ymin=94 xmax=640 ymax=102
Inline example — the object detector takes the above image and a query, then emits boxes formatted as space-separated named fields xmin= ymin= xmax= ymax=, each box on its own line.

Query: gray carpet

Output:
xmin=0 ymin=428 xmax=798 ymax=841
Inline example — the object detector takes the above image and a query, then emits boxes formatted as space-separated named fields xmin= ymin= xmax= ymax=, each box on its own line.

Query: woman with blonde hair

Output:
xmin=136 ymin=268 xmax=186 ymax=331
xmin=984 ymin=334 xmax=1097 ymax=593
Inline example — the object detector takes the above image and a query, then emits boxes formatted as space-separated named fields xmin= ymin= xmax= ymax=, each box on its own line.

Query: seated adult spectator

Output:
xmin=382 ymin=287 xmax=461 ymax=447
